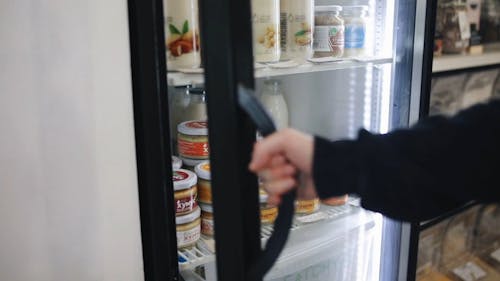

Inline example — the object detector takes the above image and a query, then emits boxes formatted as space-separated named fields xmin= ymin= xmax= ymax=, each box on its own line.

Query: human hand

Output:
xmin=249 ymin=128 xmax=317 ymax=205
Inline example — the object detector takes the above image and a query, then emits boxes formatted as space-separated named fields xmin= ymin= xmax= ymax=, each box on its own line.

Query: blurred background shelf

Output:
xmin=432 ymin=51 xmax=500 ymax=73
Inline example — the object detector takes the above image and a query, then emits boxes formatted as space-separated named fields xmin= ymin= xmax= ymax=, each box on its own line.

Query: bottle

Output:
xmin=259 ymin=80 xmax=289 ymax=129
xmin=182 ymin=87 xmax=207 ymax=122
xmin=281 ymin=0 xmax=314 ymax=62
xmin=169 ymin=85 xmax=191 ymax=154
xmin=342 ymin=5 xmax=368 ymax=58
xmin=252 ymin=0 xmax=281 ymax=63
xmin=165 ymin=0 xmax=201 ymax=69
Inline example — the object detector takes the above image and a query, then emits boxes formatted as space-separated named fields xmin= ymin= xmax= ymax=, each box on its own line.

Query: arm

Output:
xmin=314 ymin=100 xmax=500 ymax=221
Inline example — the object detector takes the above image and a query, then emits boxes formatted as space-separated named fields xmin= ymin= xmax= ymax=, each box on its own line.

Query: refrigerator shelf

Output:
xmin=432 ymin=51 xmax=500 ymax=73
xmin=167 ymin=57 xmax=393 ymax=86
xmin=178 ymin=240 xmax=216 ymax=271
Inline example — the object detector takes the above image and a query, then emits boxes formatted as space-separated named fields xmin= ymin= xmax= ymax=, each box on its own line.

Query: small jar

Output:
xmin=295 ymin=198 xmax=320 ymax=214
xmin=342 ymin=6 xmax=368 ymax=58
xmin=176 ymin=206 xmax=201 ymax=249
xmin=177 ymin=120 xmax=209 ymax=162
xmin=438 ymin=1 xmax=470 ymax=54
xmin=195 ymin=161 xmax=212 ymax=204
xmin=313 ymin=6 xmax=344 ymax=58
xmin=172 ymin=169 xmax=198 ymax=215
xmin=260 ymin=189 xmax=278 ymax=224
xmin=172 ymin=156 xmax=182 ymax=170
xmin=200 ymin=203 xmax=214 ymax=237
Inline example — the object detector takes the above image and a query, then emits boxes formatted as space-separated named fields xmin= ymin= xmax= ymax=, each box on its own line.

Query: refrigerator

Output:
xmin=128 ymin=0 xmax=436 ymax=280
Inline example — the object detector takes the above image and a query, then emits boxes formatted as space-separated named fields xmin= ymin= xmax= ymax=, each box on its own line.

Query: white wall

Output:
xmin=0 ymin=1 xmax=144 ymax=280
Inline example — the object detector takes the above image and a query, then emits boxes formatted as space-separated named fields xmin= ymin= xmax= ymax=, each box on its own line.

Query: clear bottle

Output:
xmin=281 ymin=0 xmax=314 ymax=62
xmin=342 ymin=5 xmax=368 ymax=58
xmin=165 ymin=0 xmax=201 ymax=69
xmin=169 ymin=85 xmax=192 ymax=154
xmin=182 ymin=87 xmax=207 ymax=122
xmin=259 ymin=80 xmax=289 ymax=129
xmin=252 ymin=0 xmax=281 ymax=63
xmin=313 ymin=6 xmax=345 ymax=58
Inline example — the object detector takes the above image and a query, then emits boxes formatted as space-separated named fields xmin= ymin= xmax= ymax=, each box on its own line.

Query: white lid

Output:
xmin=342 ymin=5 xmax=368 ymax=12
xmin=172 ymin=169 xmax=197 ymax=191
xmin=175 ymin=206 xmax=201 ymax=224
xmin=181 ymin=157 xmax=207 ymax=167
xmin=172 ymin=156 xmax=182 ymax=170
xmin=178 ymin=120 xmax=209 ymax=136
xmin=315 ymin=5 xmax=342 ymax=12
xmin=199 ymin=203 xmax=213 ymax=213
xmin=195 ymin=161 xmax=211 ymax=180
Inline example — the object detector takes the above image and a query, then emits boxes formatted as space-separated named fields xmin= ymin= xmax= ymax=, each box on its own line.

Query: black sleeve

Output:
xmin=312 ymin=100 xmax=500 ymax=222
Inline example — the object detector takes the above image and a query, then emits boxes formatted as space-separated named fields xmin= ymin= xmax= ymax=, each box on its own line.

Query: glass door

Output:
xmin=131 ymin=0 xmax=432 ymax=280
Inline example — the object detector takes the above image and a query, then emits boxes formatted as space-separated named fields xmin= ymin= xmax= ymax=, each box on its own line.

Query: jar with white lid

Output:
xmin=172 ymin=169 xmax=198 ymax=215
xmin=252 ymin=0 xmax=281 ymax=62
xmin=177 ymin=120 xmax=209 ymax=166
xmin=342 ymin=5 xmax=368 ymax=58
xmin=195 ymin=161 xmax=212 ymax=204
xmin=164 ymin=0 xmax=201 ymax=70
xmin=176 ymin=206 xmax=201 ymax=249
xmin=172 ymin=156 xmax=183 ymax=170
xmin=199 ymin=203 xmax=214 ymax=237
xmin=313 ymin=6 xmax=344 ymax=58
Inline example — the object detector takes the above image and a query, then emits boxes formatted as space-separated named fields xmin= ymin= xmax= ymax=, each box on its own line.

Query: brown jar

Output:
xmin=200 ymin=203 xmax=214 ymax=237
xmin=195 ymin=161 xmax=212 ymax=204
xmin=313 ymin=6 xmax=344 ymax=58
xmin=295 ymin=198 xmax=320 ymax=214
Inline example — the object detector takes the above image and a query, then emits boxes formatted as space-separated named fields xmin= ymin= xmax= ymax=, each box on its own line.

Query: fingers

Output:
xmin=260 ymin=164 xmax=296 ymax=182
xmin=249 ymin=131 xmax=289 ymax=172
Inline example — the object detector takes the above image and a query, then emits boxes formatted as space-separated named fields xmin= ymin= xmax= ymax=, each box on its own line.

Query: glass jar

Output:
xmin=438 ymin=1 xmax=470 ymax=54
xmin=342 ymin=6 xmax=368 ymax=58
xmin=252 ymin=0 xmax=281 ymax=62
xmin=195 ymin=161 xmax=212 ymax=204
xmin=164 ymin=0 xmax=201 ymax=69
xmin=169 ymin=85 xmax=191 ymax=154
xmin=177 ymin=120 xmax=209 ymax=166
xmin=259 ymin=80 xmax=289 ymax=129
xmin=280 ymin=0 xmax=314 ymax=62
xmin=176 ymin=206 xmax=201 ymax=249
xmin=200 ymin=203 xmax=214 ymax=237
xmin=182 ymin=87 xmax=207 ymax=123
xmin=313 ymin=6 xmax=344 ymax=58
xmin=259 ymin=189 xmax=278 ymax=224
xmin=295 ymin=198 xmax=320 ymax=215
xmin=172 ymin=169 xmax=198 ymax=216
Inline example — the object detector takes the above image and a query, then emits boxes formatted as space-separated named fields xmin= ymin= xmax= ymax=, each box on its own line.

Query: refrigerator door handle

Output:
xmin=237 ymin=85 xmax=297 ymax=280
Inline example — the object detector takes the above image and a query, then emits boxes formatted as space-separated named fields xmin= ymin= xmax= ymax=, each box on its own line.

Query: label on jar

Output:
xmin=313 ymin=25 xmax=344 ymax=55
xmin=452 ymin=262 xmax=486 ymax=281
xmin=178 ymin=139 xmax=209 ymax=158
xmin=175 ymin=194 xmax=197 ymax=214
xmin=177 ymin=224 xmax=201 ymax=248
xmin=252 ymin=0 xmax=280 ymax=62
xmin=345 ymin=23 xmax=366 ymax=49
xmin=201 ymin=217 xmax=214 ymax=236
xmin=165 ymin=0 xmax=200 ymax=69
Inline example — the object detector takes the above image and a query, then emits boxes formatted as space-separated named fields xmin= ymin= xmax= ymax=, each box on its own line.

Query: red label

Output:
xmin=178 ymin=139 xmax=209 ymax=158
xmin=186 ymin=121 xmax=208 ymax=129
xmin=173 ymin=170 xmax=189 ymax=182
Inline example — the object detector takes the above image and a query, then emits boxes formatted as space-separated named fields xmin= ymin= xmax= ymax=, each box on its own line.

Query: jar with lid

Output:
xmin=177 ymin=120 xmax=209 ymax=168
xmin=259 ymin=189 xmax=278 ymax=225
xmin=280 ymin=0 xmax=314 ymax=62
xmin=164 ymin=0 xmax=201 ymax=69
xmin=176 ymin=206 xmax=201 ymax=249
xmin=342 ymin=6 xmax=368 ymax=58
xmin=195 ymin=161 xmax=212 ymax=204
xmin=172 ymin=169 xmax=198 ymax=216
xmin=252 ymin=0 xmax=281 ymax=62
xmin=438 ymin=1 xmax=470 ymax=54
xmin=199 ymin=203 xmax=214 ymax=237
xmin=295 ymin=198 xmax=320 ymax=215
xmin=259 ymin=80 xmax=289 ymax=129
xmin=169 ymin=85 xmax=191 ymax=154
xmin=313 ymin=6 xmax=345 ymax=58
